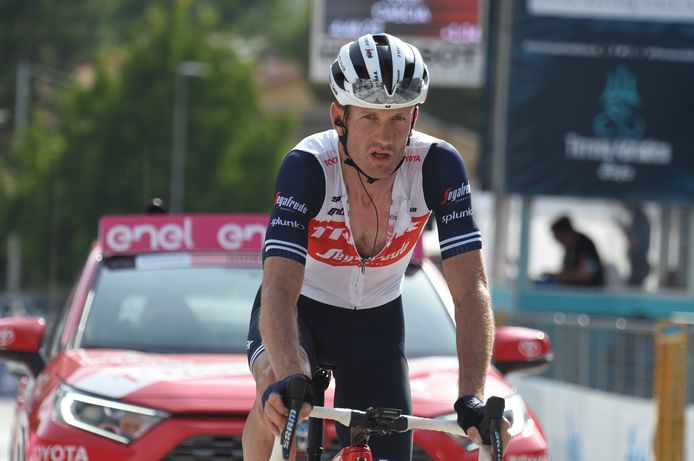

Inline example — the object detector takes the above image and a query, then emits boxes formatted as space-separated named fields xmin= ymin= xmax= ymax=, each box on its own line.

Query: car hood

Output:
xmin=60 ymin=351 xmax=514 ymax=416
xmin=61 ymin=349 xmax=256 ymax=413
xmin=408 ymin=356 xmax=514 ymax=418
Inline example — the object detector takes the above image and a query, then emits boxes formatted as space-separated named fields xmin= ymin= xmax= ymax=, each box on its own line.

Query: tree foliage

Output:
xmin=5 ymin=0 xmax=295 ymax=289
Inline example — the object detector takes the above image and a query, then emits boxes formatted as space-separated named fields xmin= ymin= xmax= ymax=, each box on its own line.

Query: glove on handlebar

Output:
xmin=454 ymin=395 xmax=487 ymax=439
xmin=261 ymin=374 xmax=314 ymax=409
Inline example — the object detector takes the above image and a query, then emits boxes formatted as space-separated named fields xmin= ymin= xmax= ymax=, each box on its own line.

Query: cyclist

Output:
xmin=243 ymin=33 xmax=510 ymax=460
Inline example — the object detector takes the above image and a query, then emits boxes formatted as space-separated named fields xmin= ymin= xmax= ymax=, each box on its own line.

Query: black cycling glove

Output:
xmin=454 ymin=395 xmax=489 ymax=443
xmin=261 ymin=374 xmax=314 ymax=409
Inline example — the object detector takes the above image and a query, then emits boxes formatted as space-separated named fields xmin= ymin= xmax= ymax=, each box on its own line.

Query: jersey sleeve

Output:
xmin=263 ymin=150 xmax=325 ymax=265
xmin=422 ymin=141 xmax=482 ymax=260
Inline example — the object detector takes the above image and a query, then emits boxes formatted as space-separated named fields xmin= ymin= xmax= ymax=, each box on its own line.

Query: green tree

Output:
xmin=8 ymin=0 xmax=294 ymax=289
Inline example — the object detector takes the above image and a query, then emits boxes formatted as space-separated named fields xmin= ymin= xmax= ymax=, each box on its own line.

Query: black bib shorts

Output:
xmin=246 ymin=289 xmax=413 ymax=461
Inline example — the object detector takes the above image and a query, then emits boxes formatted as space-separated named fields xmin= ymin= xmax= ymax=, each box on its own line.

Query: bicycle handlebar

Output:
xmin=269 ymin=405 xmax=497 ymax=461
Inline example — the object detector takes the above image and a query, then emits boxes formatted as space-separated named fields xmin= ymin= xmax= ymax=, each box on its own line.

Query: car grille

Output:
xmin=162 ymin=435 xmax=244 ymax=461
xmin=323 ymin=438 xmax=433 ymax=461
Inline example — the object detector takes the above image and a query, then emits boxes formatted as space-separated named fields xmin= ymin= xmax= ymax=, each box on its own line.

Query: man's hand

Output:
xmin=455 ymin=395 xmax=512 ymax=456
xmin=261 ymin=374 xmax=314 ymax=436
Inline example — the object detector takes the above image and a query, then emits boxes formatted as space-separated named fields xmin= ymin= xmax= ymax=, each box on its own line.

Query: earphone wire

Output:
xmin=356 ymin=170 xmax=379 ymax=262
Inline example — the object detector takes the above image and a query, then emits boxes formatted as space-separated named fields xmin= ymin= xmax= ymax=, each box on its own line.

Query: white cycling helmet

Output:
xmin=329 ymin=33 xmax=429 ymax=110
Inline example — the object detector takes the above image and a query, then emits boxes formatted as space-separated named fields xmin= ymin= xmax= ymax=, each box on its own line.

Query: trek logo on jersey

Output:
xmin=270 ymin=217 xmax=305 ymax=230
xmin=439 ymin=182 xmax=471 ymax=205
xmin=441 ymin=207 xmax=473 ymax=225
xmin=310 ymin=224 xmax=351 ymax=242
xmin=274 ymin=192 xmax=308 ymax=214
xmin=308 ymin=215 xmax=429 ymax=267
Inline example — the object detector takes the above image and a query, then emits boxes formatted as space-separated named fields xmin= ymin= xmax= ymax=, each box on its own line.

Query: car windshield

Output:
xmin=79 ymin=258 xmax=457 ymax=357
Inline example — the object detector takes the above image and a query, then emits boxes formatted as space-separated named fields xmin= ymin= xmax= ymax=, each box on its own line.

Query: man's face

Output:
xmin=336 ymin=104 xmax=417 ymax=179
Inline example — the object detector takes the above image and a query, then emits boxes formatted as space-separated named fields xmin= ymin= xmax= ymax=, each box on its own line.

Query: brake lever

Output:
xmin=280 ymin=375 xmax=309 ymax=459
xmin=479 ymin=396 xmax=505 ymax=461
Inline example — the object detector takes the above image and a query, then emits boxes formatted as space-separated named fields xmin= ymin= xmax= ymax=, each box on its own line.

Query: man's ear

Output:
xmin=330 ymin=103 xmax=345 ymax=133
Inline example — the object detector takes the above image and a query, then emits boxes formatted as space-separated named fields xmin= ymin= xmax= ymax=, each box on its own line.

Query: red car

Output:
xmin=0 ymin=214 xmax=551 ymax=461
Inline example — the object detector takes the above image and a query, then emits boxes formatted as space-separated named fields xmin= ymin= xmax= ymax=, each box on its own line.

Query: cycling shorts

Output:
xmin=246 ymin=289 xmax=413 ymax=461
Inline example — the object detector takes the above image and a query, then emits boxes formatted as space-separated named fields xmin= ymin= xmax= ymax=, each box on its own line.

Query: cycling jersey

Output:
xmin=264 ymin=129 xmax=481 ymax=309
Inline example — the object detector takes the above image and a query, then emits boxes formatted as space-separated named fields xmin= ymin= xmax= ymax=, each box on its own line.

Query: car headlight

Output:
xmin=54 ymin=384 xmax=169 ymax=444
xmin=436 ymin=393 xmax=531 ymax=451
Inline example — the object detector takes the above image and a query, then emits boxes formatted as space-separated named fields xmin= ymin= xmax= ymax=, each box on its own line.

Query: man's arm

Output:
xmin=259 ymin=256 xmax=312 ymax=379
xmin=441 ymin=249 xmax=493 ymax=398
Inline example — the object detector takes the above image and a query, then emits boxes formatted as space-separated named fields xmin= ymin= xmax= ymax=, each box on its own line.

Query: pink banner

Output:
xmin=99 ymin=214 xmax=269 ymax=255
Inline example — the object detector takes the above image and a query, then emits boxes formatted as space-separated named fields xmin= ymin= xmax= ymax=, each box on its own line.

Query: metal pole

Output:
xmin=7 ymin=62 xmax=32 ymax=293
xmin=14 ymin=61 xmax=32 ymax=134
xmin=9 ymin=62 xmax=74 ymax=294
xmin=169 ymin=62 xmax=208 ymax=213
xmin=488 ymin=0 xmax=516 ymax=303
xmin=170 ymin=70 xmax=188 ymax=213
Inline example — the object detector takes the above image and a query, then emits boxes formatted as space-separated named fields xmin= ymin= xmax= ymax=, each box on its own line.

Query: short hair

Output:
xmin=551 ymin=215 xmax=574 ymax=233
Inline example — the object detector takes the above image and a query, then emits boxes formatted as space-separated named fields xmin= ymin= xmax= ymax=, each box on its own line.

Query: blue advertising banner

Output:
xmin=500 ymin=0 xmax=694 ymax=202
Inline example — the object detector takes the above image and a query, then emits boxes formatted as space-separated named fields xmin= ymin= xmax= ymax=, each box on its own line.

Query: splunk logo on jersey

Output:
xmin=440 ymin=182 xmax=471 ymax=205
xmin=270 ymin=217 xmax=306 ymax=230
xmin=441 ymin=207 xmax=474 ymax=225
xmin=274 ymin=192 xmax=308 ymax=214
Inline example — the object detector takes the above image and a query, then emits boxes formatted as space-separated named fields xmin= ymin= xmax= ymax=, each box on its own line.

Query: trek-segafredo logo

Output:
xmin=274 ymin=192 xmax=308 ymax=214
xmin=439 ymin=182 xmax=471 ymax=205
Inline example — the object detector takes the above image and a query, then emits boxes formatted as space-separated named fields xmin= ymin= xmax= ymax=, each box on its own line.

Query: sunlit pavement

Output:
xmin=0 ymin=398 xmax=13 ymax=461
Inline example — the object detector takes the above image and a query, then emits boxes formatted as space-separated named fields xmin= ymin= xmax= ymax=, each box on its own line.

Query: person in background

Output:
xmin=618 ymin=203 xmax=651 ymax=287
xmin=544 ymin=215 xmax=605 ymax=287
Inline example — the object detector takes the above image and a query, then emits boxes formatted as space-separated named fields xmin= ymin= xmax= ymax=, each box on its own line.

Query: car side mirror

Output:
xmin=493 ymin=326 xmax=553 ymax=376
xmin=0 ymin=316 xmax=47 ymax=376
